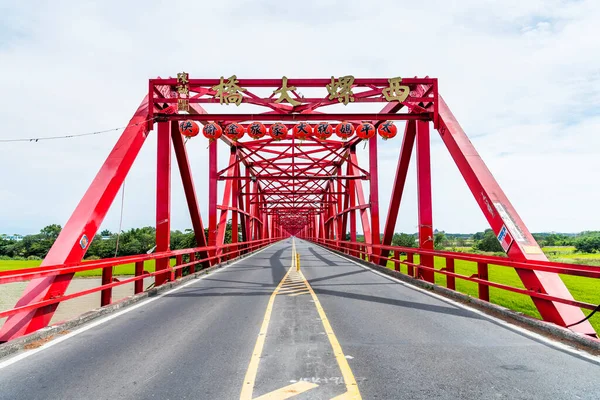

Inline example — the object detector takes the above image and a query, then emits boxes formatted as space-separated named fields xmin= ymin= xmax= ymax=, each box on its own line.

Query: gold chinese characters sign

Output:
xmin=176 ymin=72 xmax=190 ymax=111
xmin=175 ymin=75 xmax=412 ymax=108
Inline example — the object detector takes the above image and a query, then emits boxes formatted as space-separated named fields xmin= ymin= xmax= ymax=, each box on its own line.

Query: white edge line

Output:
xmin=0 ymin=242 xmax=281 ymax=370
xmin=304 ymin=239 xmax=600 ymax=365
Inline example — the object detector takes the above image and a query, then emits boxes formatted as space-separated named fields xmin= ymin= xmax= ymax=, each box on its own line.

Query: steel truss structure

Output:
xmin=0 ymin=76 xmax=595 ymax=342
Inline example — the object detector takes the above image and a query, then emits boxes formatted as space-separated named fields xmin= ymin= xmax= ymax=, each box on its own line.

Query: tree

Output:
xmin=391 ymin=233 xmax=415 ymax=248
xmin=434 ymin=232 xmax=448 ymax=250
xmin=574 ymin=235 xmax=600 ymax=253
xmin=40 ymin=224 xmax=61 ymax=240
xmin=475 ymin=229 xmax=504 ymax=252
xmin=473 ymin=231 xmax=485 ymax=241
xmin=100 ymin=229 xmax=112 ymax=237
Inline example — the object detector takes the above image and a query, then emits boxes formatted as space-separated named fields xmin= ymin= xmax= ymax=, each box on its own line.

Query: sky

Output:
xmin=0 ymin=0 xmax=599 ymax=236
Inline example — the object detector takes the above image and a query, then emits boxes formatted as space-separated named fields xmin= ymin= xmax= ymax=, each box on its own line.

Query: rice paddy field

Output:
xmin=1 ymin=246 xmax=599 ymax=332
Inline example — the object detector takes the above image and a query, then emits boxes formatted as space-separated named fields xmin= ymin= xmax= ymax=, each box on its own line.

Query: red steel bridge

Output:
xmin=0 ymin=75 xmax=599 ymax=399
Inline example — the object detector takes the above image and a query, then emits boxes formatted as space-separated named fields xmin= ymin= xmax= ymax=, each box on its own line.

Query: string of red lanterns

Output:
xmin=179 ymin=120 xmax=399 ymax=140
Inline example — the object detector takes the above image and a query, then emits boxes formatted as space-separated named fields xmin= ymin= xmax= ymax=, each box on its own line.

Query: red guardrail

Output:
xmin=311 ymin=238 xmax=600 ymax=331
xmin=0 ymin=238 xmax=281 ymax=320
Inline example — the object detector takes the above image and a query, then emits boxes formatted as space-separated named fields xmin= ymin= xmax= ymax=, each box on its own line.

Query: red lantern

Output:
xmin=247 ymin=122 xmax=266 ymax=139
xmin=313 ymin=122 xmax=333 ymax=140
xmin=356 ymin=122 xmax=376 ymax=140
xmin=269 ymin=123 xmax=288 ymax=140
xmin=335 ymin=121 xmax=355 ymax=140
xmin=179 ymin=120 xmax=199 ymax=137
xmin=225 ymin=123 xmax=245 ymax=141
xmin=292 ymin=122 xmax=312 ymax=140
xmin=202 ymin=122 xmax=222 ymax=140
xmin=377 ymin=121 xmax=397 ymax=139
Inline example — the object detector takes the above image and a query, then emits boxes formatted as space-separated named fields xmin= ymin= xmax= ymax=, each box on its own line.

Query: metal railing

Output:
xmin=311 ymin=238 xmax=600 ymax=333
xmin=0 ymin=238 xmax=280 ymax=320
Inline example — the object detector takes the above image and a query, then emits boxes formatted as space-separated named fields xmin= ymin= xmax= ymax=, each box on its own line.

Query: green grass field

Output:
xmin=0 ymin=259 xmax=177 ymax=277
xmin=1 ymin=246 xmax=599 ymax=332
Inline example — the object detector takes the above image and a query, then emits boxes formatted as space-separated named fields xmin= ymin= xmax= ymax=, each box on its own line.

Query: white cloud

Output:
xmin=0 ymin=0 xmax=598 ymax=235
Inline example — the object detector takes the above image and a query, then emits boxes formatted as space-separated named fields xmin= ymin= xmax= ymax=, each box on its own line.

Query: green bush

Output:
xmin=27 ymin=255 xmax=42 ymax=260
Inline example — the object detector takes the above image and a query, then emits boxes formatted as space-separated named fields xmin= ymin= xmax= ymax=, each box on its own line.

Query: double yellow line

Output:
xmin=240 ymin=239 xmax=362 ymax=400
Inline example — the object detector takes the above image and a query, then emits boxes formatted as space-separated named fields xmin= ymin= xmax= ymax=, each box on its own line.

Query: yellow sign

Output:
xmin=273 ymin=76 xmax=301 ymax=106
xmin=212 ymin=75 xmax=247 ymax=106
xmin=176 ymin=72 xmax=190 ymax=111
xmin=176 ymin=72 xmax=189 ymax=85
xmin=382 ymin=77 xmax=410 ymax=102
xmin=326 ymin=75 xmax=355 ymax=105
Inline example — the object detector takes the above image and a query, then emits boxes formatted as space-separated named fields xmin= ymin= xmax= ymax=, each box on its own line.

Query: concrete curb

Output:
xmin=313 ymin=243 xmax=600 ymax=354
xmin=0 ymin=246 xmax=267 ymax=360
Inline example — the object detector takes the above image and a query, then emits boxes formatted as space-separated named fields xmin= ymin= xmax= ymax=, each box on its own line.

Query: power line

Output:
xmin=0 ymin=117 xmax=156 ymax=143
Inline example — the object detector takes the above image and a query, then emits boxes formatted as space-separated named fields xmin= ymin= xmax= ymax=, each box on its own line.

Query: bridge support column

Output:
xmin=369 ymin=131 xmax=381 ymax=264
xmin=379 ymin=121 xmax=416 ymax=265
xmin=155 ymin=120 xmax=171 ymax=286
xmin=416 ymin=120 xmax=435 ymax=283
xmin=208 ymin=139 xmax=218 ymax=263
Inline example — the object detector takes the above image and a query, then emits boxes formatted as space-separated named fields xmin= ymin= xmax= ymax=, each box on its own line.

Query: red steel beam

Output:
xmin=349 ymin=148 xmax=373 ymax=252
xmin=369 ymin=135 xmax=381 ymax=264
xmin=171 ymin=122 xmax=209 ymax=266
xmin=155 ymin=121 xmax=172 ymax=286
xmin=216 ymin=151 xmax=237 ymax=253
xmin=379 ymin=121 xmax=416 ymax=265
xmin=208 ymin=140 xmax=218 ymax=261
xmin=159 ymin=113 xmax=431 ymax=122
xmin=0 ymin=95 xmax=153 ymax=342
xmin=437 ymin=95 xmax=595 ymax=336
xmin=416 ymin=121 xmax=435 ymax=283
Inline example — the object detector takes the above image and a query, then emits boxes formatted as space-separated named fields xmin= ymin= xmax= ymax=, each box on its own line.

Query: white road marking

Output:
xmin=305 ymin=239 xmax=600 ymax=365
xmin=0 ymin=242 xmax=280 ymax=370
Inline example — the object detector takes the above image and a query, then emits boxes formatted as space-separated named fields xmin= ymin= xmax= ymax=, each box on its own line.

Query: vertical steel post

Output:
xmin=337 ymin=167 xmax=343 ymax=244
xmin=478 ymin=262 xmax=490 ymax=301
xmin=446 ymin=258 xmax=455 ymax=290
xmin=134 ymin=261 xmax=144 ymax=294
xmin=379 ymin=121 xmax=416 ymax=265
xmin=407 ymin=252 xmax=414 ymax=277
xmin=101 ymin=266 xmax=113 ymax=306
xmin=155 ymin=121 xmax=171 ymax=286
xmin=369 ymin=135 xmax=381 ymax=264
xmin=171 ymin=122 xmax=209 ymax=266
xmin=231 ymin=151 xmax=239 ymax=257
xmin=349 ymin=165 xmax=357 ymax=257
xmin=189 ymin=253 xmax=196 ymax=274
xmin=416 ymin=121 xmax=434 ymax=283
xmin=208 ymin=139 xmax=218 ymax=263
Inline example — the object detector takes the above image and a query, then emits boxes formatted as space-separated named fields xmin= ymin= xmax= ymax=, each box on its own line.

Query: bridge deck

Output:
xmin=0 ymin=240 xmax=598 ymax=399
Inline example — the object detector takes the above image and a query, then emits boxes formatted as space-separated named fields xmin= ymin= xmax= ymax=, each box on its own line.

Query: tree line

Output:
xmin=0 ymin=223 xmax=238 ymax=260
xmin=2 ymin=225 xmax=600 ymax=261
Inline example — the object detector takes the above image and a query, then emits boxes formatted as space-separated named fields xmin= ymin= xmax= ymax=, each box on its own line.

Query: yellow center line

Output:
xmin=239 ymin=255 xmax=294 ymax=400
xmin=241 ymin=238 xmax=360 ymax=400
xmin=298 ymin=270 xmax=362 ymax=399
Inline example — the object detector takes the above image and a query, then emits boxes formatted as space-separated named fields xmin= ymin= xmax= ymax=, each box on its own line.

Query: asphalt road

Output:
xmin=0 ymin=239 xmax=598 ymax=399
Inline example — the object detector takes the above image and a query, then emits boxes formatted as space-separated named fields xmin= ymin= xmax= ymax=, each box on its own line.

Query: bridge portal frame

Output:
xmin=0 ymin=76 xmax=594 ymax=342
